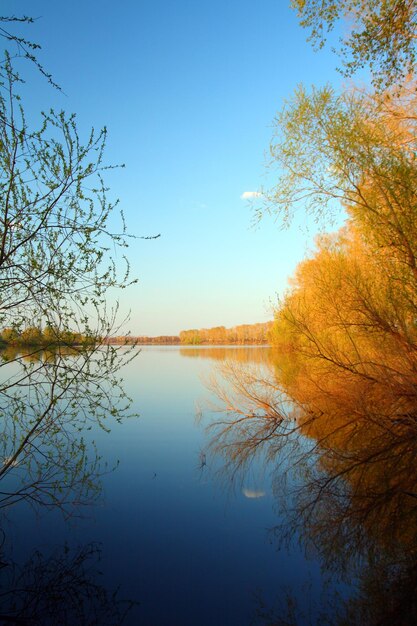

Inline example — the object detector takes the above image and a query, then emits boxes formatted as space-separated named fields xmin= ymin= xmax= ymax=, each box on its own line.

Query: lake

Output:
xmin=0 ymin=346 xmax=361 ymax=624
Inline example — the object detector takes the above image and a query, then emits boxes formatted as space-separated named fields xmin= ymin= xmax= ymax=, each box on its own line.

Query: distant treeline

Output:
xmin=107 ymin=322 xmax=273 ymax=346
xmin=179 ymin=322 xmax=273 ymax=345
xmin=0 ymin=326 xmax=95 ymax=347
xmin=106 ymin=335 xmax=180 ymax=345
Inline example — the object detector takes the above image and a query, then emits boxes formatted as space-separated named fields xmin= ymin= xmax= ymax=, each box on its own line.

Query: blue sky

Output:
xmin=3 ymin=1 xmax=346 ymax=335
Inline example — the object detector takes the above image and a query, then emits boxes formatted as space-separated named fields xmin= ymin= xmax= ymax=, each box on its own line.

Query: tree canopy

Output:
xmin=292 ymin=0 xmax=417 ymax=88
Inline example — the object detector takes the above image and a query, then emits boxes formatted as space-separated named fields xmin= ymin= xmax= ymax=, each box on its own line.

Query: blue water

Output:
xmin=1 ymin=346 xmax=326 ymax=625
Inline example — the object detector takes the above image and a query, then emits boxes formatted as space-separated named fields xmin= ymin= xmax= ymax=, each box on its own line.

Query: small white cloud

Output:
xmin=241 ymin=191 xmax=261 ymax=200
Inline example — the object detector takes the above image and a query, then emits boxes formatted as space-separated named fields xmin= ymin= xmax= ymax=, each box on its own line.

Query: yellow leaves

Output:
xmin=270 ymin=214 xmax=417 ymax=434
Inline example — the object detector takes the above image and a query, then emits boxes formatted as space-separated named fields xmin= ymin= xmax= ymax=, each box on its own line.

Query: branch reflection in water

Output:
xmin=0 ymin=345 xmax=139 ymax=624
xmin=196 ymin=346 xmax=417 ymax=625
xmin=0 ymin=533 xmax=137 ymax=625
xmin=0 ymin=344 xmax=136 ymax=514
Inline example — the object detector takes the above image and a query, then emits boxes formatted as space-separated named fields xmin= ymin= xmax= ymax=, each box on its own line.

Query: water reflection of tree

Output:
xmin=0 ymin=345 xmax=134 ymax=514
xmin=0 ymin=537 xmax=137 ymax=625
xmin=0 ymin=346 xmax=136 ymax=617
xmin=180 ymin=345 xmax=273 ymax=365
xmin=204 ymin=354 xmax=417 ymax=625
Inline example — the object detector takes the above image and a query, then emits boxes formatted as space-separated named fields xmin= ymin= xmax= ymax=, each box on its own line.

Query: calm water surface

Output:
xmin=2 ymin=346 xmax=329 ymax=625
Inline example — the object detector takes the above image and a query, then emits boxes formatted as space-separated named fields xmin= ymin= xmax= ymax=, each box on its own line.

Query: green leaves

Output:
xmin=292 ymin=0 xmax=417 ymax=90
xmin=0 ymin=55 xmax=138 ymax=514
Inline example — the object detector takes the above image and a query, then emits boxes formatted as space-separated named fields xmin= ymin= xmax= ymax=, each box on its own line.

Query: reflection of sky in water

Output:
xmin=242 ymin=488 xmax=266 ymax=499
xmin=2 ymin=346 xmax=332 ymax=625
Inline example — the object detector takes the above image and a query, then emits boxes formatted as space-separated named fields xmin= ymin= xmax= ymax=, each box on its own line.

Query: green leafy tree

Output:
xmin=265 ymin=81 xmax=417 ymax=247
xmin=292 ymin=0 xmax=417 ymax=89
xmin=0 ymin=50 xmax=138 ymax=512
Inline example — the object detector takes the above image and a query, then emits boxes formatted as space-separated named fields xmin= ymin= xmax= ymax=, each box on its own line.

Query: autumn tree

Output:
xmin=204 ymin=235 xmax=417 ymax=621
xmin=202 ymin=12 xmax=417 ymax=617
xmin=179 ymin=322 xmax=272 ymax=344
xmin=261 ymin=81 xmax=417 ymax=439
xmin=200 ymin=3 xmax=417 ymax=623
